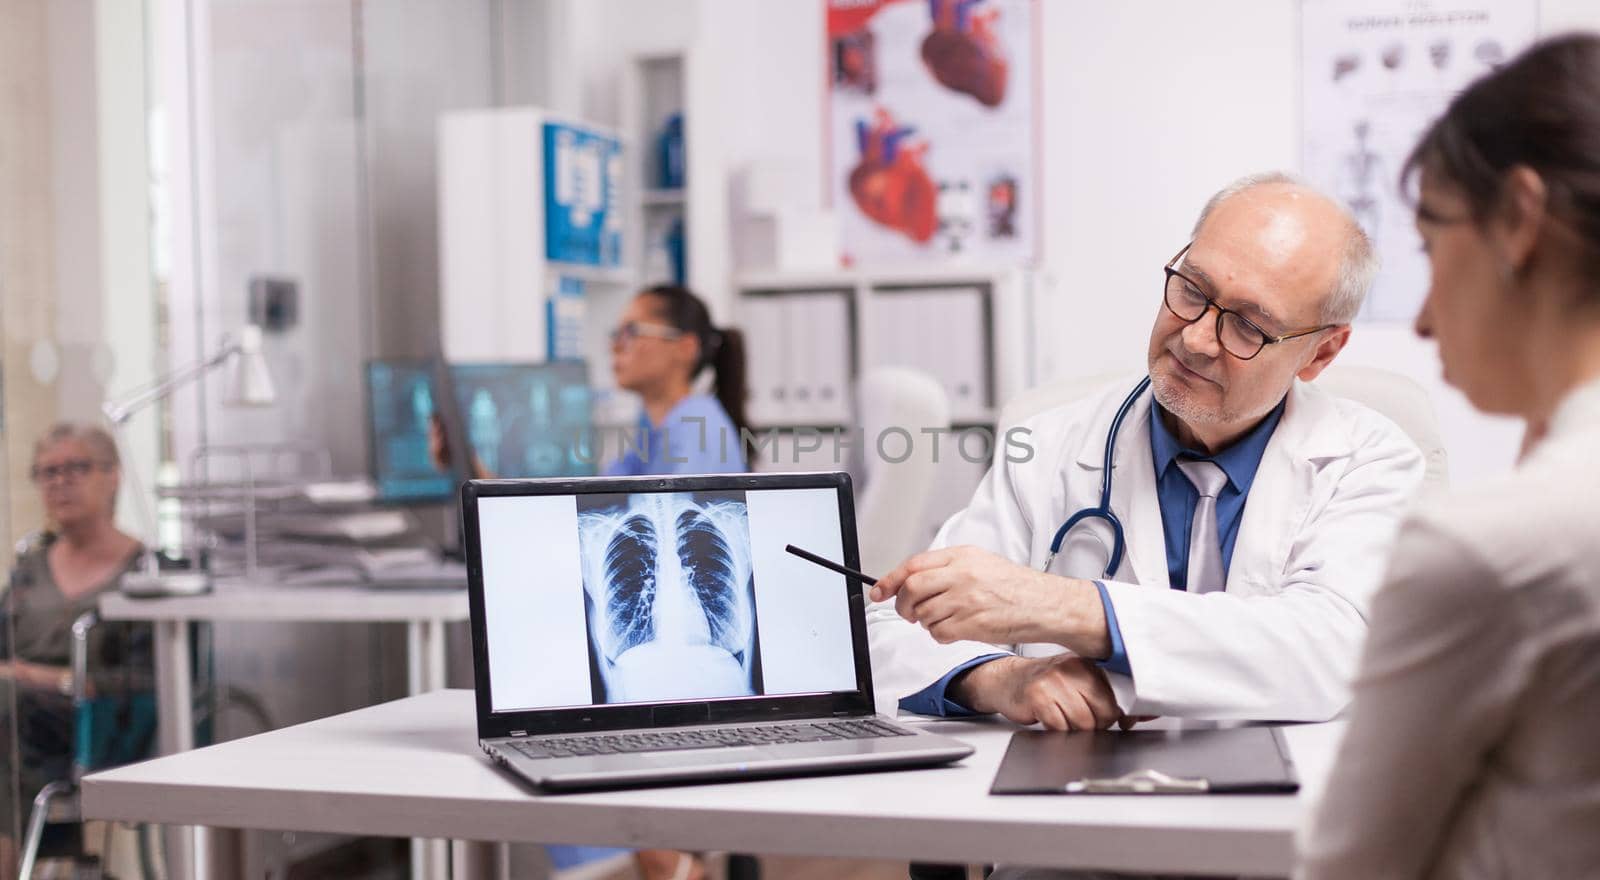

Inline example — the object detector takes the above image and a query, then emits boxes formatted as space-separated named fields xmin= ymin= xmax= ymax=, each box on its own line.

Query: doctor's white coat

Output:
xmin=867 ymin=376 xmax=1426 ymax=722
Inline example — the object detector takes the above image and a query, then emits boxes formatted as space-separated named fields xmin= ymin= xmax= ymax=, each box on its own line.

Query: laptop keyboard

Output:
xmin=506 ymin=718 xmax=914 ymax=760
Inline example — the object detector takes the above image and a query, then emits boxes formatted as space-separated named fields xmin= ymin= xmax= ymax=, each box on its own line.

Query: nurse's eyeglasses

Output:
xmin=1163 ymin=242 xmax=1336 ymax=361
xmin=609 ymin=321 xmax=685 ymax=347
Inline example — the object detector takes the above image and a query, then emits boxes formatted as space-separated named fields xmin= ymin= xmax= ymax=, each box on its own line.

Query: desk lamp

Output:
xmin=103 ymin=325 xmax=277 ymax=596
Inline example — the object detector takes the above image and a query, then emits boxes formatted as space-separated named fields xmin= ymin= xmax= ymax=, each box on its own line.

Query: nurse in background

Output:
xmin=604 ymin=284 xmax=749 ymax=475
xmin=605 ymin=283 xmax=750 ymax=880
xmin=1299 ymin=33 xmax=1600 ymax=878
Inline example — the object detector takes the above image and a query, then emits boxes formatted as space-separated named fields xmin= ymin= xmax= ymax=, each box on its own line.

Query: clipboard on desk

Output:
xmin=990 ymin=726 xmax=1299 ymax=795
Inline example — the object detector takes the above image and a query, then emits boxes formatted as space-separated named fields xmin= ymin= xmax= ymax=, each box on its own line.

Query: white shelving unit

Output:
xmin=622 ymin=51 xmax=690 ymax=291
xmin=734 ymin=266 xmax=1041 ymax=546
xmin=734 ymin=266 xmax=1040 ymax=429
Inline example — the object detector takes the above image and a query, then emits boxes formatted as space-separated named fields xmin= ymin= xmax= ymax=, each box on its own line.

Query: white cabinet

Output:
xmin=436 ymin=107 xmax=629 ymax=366
xmin=735 ymin=267 xmax=1037 ymax=430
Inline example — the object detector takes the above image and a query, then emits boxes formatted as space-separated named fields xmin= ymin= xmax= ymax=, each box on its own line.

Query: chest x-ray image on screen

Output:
xmin=365 ymin=360 xmax=454 ymax=503
xmin=577 ymin=490 xmax=763 ymax=704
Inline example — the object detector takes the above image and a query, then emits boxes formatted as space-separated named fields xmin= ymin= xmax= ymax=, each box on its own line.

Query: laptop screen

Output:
xmin=473 ymin=480 xmax=863 ymax=717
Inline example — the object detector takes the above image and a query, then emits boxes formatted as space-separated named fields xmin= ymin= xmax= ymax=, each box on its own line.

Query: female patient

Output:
xmin=1 ymin=424 xmax=150 ymax=872
xmin=1300 ymin=34 xmax=1600 ymax=877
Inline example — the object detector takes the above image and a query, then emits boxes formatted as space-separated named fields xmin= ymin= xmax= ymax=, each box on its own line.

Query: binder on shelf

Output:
xmin=546 ymin=276 xmax=587 ymax=362
xmin=741 ymin=296 xmax=790 ymax=426
xmin=864 ymin=286 xmax=990 ymax=423
xmin=796 ymin=292 xmax=852 ymax=425
xmin=739 ymin=290 xmax=854 ymax=427
xmin=785 ymin=296 xmax=816 ymax=423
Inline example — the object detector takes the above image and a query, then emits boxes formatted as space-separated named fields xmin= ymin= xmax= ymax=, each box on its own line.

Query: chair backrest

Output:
xmin=997 ymin=372 xmax=1129 ymax=439
xmin=854 ymin=367 xmax=951 ymax=577
xmin=997 ymin=366 xmax=1449 ymax=496
xmin=1312 ymin=364 xmax=1449 ymax=495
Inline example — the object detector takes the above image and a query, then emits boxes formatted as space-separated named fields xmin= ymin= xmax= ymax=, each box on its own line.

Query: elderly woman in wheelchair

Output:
xmin=2 ymin=424 xmax=152 ymax=877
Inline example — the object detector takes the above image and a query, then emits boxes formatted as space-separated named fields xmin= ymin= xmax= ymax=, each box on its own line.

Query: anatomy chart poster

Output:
xmin=828 ymin=0 xmax=1037 ymax=266
xmin=1300 ymin=1 xmax=1536 ymax=322
xmin=477 ymin=488 xmax=859 ymax=713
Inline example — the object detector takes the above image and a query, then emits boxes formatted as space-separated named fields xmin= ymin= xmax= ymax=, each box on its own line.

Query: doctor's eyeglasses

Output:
xmin=1162 ymin=242 xmax=1336 ymax=361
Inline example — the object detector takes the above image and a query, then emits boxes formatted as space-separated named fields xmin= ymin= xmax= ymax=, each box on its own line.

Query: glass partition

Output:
xmin=2 ymin=0 xmax=164 ymax=871
xmin=3 ymin=0 xmax=569 ymax=872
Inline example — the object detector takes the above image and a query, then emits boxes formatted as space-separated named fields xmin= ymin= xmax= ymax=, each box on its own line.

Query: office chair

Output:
xmin=854 ymin=367 xmax=952 ymax=578
xmin=1311 ymin=364 xmax=1450 ymax=495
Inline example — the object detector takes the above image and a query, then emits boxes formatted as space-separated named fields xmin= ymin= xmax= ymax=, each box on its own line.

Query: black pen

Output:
xmin=784 ymin=544 xmax=880 ymax=586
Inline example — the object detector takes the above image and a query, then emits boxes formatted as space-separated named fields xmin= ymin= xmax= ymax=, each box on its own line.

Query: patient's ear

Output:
xmin=1296 ymin=325 xmax=1351 ymax=383
xmin=1490 ymin=165 xmax=1548 ymax=276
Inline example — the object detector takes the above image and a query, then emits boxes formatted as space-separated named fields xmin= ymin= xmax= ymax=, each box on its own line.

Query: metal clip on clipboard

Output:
xmin=1063 ymin=769 xmax=1210 ymax=794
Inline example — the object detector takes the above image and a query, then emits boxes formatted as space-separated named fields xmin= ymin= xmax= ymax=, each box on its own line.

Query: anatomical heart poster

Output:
xmin=828 ymin=0 xmax=1037 ymax=267
xmin=1300 ymin=0 xmax=1535 ymax=322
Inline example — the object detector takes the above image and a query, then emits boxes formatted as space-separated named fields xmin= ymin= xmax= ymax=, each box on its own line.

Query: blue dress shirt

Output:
xmin=900 ymin=396 xmax=1286 ymax=715
xmin=603 ymin=393 xmax=747 ymax=475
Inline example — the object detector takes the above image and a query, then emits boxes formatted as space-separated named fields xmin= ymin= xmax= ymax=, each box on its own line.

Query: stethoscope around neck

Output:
xmin=1041 ymin=375 xmax=1152 ymax=579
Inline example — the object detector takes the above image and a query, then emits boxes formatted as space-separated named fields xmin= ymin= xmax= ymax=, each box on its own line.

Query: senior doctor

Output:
xmin=869 ymin=173 xmax=1425 ymax=728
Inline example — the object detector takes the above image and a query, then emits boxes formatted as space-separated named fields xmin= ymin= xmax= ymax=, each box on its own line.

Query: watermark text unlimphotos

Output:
xmin=547 ymin=417 xmax=1035 ymax=467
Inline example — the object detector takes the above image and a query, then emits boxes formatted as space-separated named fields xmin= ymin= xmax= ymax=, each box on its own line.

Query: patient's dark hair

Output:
xmin=642 ymin=284 xmax=749 ymax=436
xmin=1402 ymin=33 xmax=1600 ymax=289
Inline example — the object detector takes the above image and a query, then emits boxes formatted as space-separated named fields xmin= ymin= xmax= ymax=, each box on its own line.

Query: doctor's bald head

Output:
xmin=1191 ymin=173 xmax=1379 ymax=324
xmin=1147 ymin=173 xmax=1375 ymax=451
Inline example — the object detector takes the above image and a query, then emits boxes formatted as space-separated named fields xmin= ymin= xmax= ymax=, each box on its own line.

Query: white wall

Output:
xmin=47 ymin=0 xmax=106 ymax=425
xmin=633 ymin=0 xmax=1600 ymax=487
xmin=363 ymin=0 xmax=498 ymax=360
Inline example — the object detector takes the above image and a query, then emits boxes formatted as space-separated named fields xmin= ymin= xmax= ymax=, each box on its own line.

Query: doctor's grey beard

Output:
xmin=1149 ymin=363 xmax=1278 ymax=435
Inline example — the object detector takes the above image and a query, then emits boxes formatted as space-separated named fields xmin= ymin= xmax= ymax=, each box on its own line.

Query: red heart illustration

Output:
xmin=849 ymin=109 xmax=939 ymax=243
xmin=921 ymin=0 xmax=1007 ymax=108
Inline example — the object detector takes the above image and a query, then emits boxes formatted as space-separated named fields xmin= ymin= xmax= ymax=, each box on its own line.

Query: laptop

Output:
xmin=461 ymin=471 xmax=975 ymax=791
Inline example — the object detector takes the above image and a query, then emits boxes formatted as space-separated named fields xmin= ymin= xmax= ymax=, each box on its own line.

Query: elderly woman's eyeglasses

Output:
xmin=609 ymin=321 xmax=684 ymax=347
xmin=1162 ymin=242 xmax=1336 ymax=361
xmin=30 ymin=459 xmax=108 ymax=484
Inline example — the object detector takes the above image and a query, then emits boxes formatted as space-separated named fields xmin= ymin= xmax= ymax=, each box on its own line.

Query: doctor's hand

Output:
xmin=950 ymin=655 xmax=1122 ymax=731
xmin=871 ymin=545 xmax=1103 ymax=651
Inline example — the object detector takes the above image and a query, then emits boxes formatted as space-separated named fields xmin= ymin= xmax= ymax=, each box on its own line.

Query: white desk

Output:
xmin=98 ymin=580 xmax=469 ymax=880
xmin=83 ymin=689 xmax=1344 ymax=878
